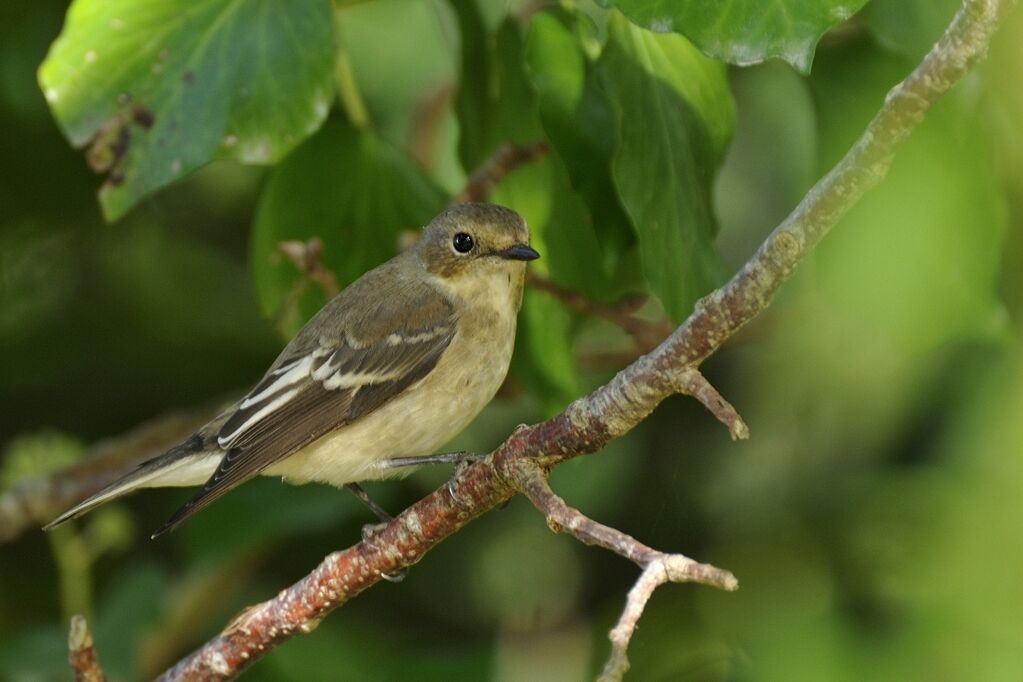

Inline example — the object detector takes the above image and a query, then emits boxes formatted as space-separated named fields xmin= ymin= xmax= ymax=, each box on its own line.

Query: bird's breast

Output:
xmin=267 ymin=285 xmax=520 ymax=487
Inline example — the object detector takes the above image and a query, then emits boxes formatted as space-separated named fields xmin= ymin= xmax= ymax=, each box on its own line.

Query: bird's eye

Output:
xmin=452 ymin=232 xmax=474 ymax=254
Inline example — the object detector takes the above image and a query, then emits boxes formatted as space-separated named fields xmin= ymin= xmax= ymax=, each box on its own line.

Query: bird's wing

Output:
xmin=153 ymin=273 xmax=456 ymax=536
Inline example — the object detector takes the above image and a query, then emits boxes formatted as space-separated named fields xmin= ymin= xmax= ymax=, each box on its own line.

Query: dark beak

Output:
xmin=498 ymin=244 xmax=540 ymax=261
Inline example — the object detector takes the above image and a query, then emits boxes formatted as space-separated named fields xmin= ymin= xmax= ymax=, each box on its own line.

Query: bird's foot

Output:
xmin=358 ymin=517 xmax=408 ymax=583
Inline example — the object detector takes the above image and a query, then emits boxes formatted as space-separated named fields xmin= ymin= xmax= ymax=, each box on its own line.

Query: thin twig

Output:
xmin=277 ymin=238 xmax=341 ymax=299
xmin=527 ymin=272 xmax=673 ymax=353
xmin=677 ymin=369 xmax=749 ymax=440
xmin=512 ymin=459 xmax=737 ymax=681
xmin=451 ymin=141 xmax=551 ymax=204
xmin=599 ymin=555 xmax=718 ymax=682
xmin=68 ymin=615 xmax=105 ymax=682
xmin=150 ymin=2 xmax=1013 ymax=676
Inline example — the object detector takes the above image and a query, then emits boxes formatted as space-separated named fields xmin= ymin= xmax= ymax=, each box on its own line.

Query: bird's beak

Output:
xmin=497 ymin=244 xmax=540 ymax=261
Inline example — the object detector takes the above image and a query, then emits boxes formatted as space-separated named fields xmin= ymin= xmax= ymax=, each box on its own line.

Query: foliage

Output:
xmin=1 ymin=0 xmax=1022 ymax=680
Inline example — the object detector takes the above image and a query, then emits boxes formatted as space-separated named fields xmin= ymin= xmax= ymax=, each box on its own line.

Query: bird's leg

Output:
xmin=346 ymin=483 xmax=407 ymax=583
xmin=375 ymin=451 xmax=482 ymax=469
xmin=345 ymin=482 xmax=393 ymax=523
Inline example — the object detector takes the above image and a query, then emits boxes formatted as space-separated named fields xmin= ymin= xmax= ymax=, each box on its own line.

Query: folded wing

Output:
xmin=153 ymin=276 xmax=455 ymax=536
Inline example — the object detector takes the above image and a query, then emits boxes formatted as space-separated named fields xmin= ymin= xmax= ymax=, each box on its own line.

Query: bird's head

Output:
xmin=415 ymin=203 xmax=539 ymax=280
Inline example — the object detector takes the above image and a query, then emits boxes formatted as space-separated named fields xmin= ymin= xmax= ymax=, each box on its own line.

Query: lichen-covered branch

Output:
xmin=677 ymin=369 xmax=749 ymax=441
xmin=155 ymin=1 xmax=1017 ymax=677
xmin=514 ymin=459 xmax=736 ymax=589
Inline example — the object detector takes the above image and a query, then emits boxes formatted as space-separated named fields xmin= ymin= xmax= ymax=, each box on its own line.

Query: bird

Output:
xmin=45 ymin=202 xmax=539 ymax=538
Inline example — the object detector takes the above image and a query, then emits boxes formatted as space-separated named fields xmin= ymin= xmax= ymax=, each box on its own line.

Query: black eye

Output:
xmin=452 ymin=232 xmax=474 ymax=253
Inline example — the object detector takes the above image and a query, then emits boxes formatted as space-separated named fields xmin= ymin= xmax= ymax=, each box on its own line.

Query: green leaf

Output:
xmin=335 ymin=0 xmax=462 ymax=189
xmin=525 ymin=10 xmax=638 ymax=298
xmin=251 ymin=119 xmax=447 ymax=339
xmin=451 ymin=5 xmax=584 ymax=404
xmin=605 ymin=0 xmax=869 ymax=73
xmin=863 ymin=0 xmax=961 ymax=60
xmin=453 ymin=4 xmax=540 ymax=169
xmin=39 ymin=0 xmax=336 ymax=220
xmin=599 ymin=16 xmax=735 ymax=321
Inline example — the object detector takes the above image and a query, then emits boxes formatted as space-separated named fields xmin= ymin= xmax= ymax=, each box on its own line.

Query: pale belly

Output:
xmin=264 ymin=319 xmax=516 ymax=487
xmin=153 ymin=265 xmax=525 ymax=490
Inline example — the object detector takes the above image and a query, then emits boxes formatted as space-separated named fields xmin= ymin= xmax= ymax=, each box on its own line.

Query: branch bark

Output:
xmin=451 ymin=141 xmax=551 ymax=204
xmin=527 ymin=272 xmax=673 ymax=354
xmin=94 ymin=1 xmax=1023 ymax=678
xmin=68 ymin=615 xmax=106 ymax=682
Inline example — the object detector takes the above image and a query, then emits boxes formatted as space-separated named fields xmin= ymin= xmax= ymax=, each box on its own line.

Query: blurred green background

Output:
xmin=2 ymin=0 xmax=1022 ymax=680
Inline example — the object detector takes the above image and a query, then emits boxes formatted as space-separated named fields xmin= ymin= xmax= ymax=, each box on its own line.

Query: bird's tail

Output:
xmin=43 ymin=434 xmax=219 ymax=531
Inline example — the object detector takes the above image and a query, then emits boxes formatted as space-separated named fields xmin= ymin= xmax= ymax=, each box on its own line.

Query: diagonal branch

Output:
xmin=599 ymin=555 xmax=708 ymax=682
xmin=451 ymin=141 xmax=551 ymax=204
xmin=527 ymin=272 xmax=674 ymax=354
xmin=512 ymin=447 xmax=737 ymax=681
xmin=151 ymin=1 xmax=1018 ymax=677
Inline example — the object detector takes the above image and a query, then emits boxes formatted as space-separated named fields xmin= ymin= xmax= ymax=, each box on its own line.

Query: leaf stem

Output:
xmin=332 ymin=6 xmax=371 ymax=130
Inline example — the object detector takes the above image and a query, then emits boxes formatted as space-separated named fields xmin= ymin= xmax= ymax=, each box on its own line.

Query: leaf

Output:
xmin=251 ymin=119 xmax=447 ymax=339
xmin=453 ymin=4 xmax=540 ymax=169
xmin=451 ymin=4 xmax=584 ymax=404
xmin=599 ymin=16 xmax=735 ymax=321
xmin=93 ymin=563 xmax=170 ymax=679
xmin=863 ymin=0 xmax=961 ymax=60
xmin=39 ymin=0 xmax=336 ymax=220
xmin=605 ymin=0 xmax=869 ymax=73
xmin=525 ymin=10 xmax=638 ymax=298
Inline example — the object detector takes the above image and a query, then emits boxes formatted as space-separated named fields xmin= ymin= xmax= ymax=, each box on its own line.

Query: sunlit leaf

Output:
xmin=605 ymin=0 xmax=870 ymax=73
xmin=39 ymin=0 xmax=335 ymax=220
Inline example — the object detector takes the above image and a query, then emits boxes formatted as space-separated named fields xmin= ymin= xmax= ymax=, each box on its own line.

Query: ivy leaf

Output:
xmin=525 ymin=10 xmax=638 ymax=301
xmin=599 ymin=16 xmax=735 ymax=321
xmin=605 ymin=0 xmax=869 ymax=73
xmin=251 ymin=119 xmax=447 ymax=339
xmin=38 ymin=0 xmax=335 ymax=220
xmin=453 ymin=5 xmax=539 ymax=169
xmin=863 ymin=0 xmax=961 ymax=60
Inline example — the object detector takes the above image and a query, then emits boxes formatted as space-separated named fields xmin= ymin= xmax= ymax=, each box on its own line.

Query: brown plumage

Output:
xmin=46 ymin=203 xmax=538 ymax=537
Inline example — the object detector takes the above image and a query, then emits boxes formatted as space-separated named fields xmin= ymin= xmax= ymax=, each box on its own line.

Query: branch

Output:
xmin=513 ymin=457 xmax=737 ymax=680
xmin=514 ymin=459 xmax=735 ymax=589
xmin=451 ymin=141 xmax=550 ymax=204
xmin=151 ymin=1 xmax=1014 ymax=676
xmin=677 ymin=369 xmax=749 ymax=441
xmin=277 ymin=238 xmax=341 ymax=299
xmin=527 ymin=272 xmax=673 ymax=354
xmin=600 ymin=556 xmax=705 ymax=682
xmin=68 ymin=616 xmax=105 ymax=682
